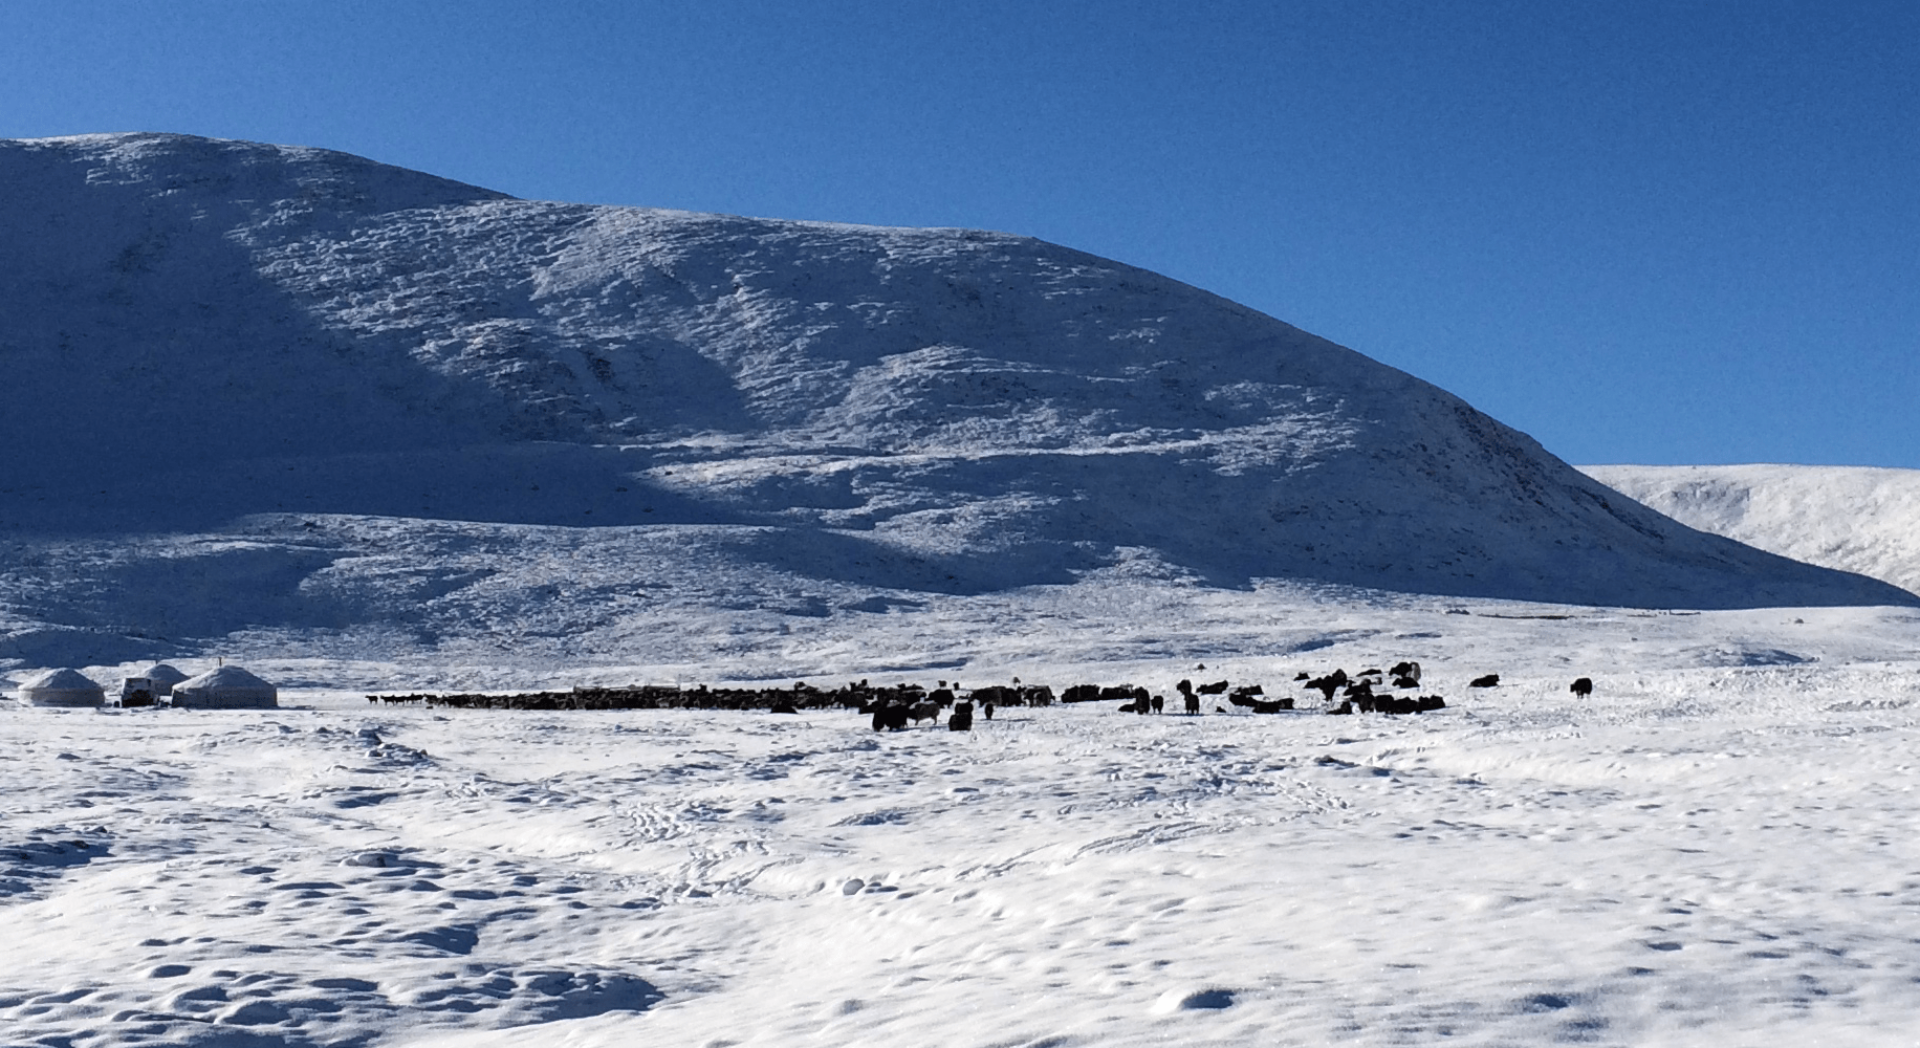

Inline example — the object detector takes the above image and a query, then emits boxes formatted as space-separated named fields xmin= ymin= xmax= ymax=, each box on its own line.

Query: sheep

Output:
xmin=1570 ymin=677 xmax=1594 ymax=699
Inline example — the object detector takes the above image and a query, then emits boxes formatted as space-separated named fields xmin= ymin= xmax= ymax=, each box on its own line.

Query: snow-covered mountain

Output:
xmin=0 ymin=132 xmax=1908 ymax=665
xmin=1584 ymin=464 xmax=1920 ymax=598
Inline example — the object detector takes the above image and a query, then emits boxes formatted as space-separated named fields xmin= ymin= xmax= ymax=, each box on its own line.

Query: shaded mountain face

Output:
xmin=2 ymin=132 xmax=1910 ymax=615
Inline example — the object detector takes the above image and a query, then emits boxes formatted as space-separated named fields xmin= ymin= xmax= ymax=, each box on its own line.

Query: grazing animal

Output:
xmin=1197 ymin=680 xmax=1231 ymax=695
xmin=1184 ymin=692 xmax=1200 ymax=715
xmin=769 ymin=700 xmax=798 ymax=714
xmin=949 ymin=701 xmax=974 ymax=731
xmin=1469 ymin=674 xmax=1500 ymax=688
xmin=1327 ymin=700 xmax=1354 ymax=715
xmin=1390 ymin=661 xmax=1421 ymax=683
xmin=983 ymin=702 xmax=995 ymax=720
xmin=906 ymin=701 xmax=941 ymax=725
xmin=1149 ymin=695 xmax=1164 ymax=713
xmin=1570 ymin=677 xmax=1594 ymax=699
xmin=1305 ymin=670 xmax=1349 ymax=702
xmin=1391 ymin=675 xmax=1419 ymax=689
xmin=871 ymin=703 xmax=910 ymax=731
xmin=1228 ymin=685 xmax=1290 ymax=714
xmin=1358 ymin=668 xmax=1383 ymax=677
xmin=1062 ymin=684 xmax=1102 ymax=703
xmin=1294 ymin=672 xmax=1310 ymax=681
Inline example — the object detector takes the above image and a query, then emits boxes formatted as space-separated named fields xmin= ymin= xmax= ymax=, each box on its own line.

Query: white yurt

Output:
xmin=169 ymin=665 xmax=279 ymax=709
xmin=18 ymin=668 xmax=107 ymax=708
xmin=119 ymin=662 xmax=191 ymax=706
xmin=140 ymin=664 xmax=190 ymax=696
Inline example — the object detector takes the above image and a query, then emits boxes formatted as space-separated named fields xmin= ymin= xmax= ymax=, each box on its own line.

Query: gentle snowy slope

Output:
xmin=1584 ymin=464 xmax=1920 ymax=597
xmin=0 ymin=131 xmax=1908 ymax=664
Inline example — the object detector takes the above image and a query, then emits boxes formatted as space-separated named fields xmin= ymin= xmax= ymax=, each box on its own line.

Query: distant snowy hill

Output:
xmin=1583 ymin=464 xmax=1920 ymax=598
xmin=0 ymin=132 xmax=1909 ymax=665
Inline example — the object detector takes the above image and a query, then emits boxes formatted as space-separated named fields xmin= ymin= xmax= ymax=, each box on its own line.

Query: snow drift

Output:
xmin=0 ymin=132 xmax=1908 ymax=667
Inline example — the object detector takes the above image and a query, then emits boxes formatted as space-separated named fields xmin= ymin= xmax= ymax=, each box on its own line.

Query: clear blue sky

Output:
xmin=5 ymin=0 xmax=1916 ymax=467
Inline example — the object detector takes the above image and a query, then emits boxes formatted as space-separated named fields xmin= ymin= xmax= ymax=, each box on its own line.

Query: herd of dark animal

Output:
xmin=368 ymin=667 xmax=1599 ymax=729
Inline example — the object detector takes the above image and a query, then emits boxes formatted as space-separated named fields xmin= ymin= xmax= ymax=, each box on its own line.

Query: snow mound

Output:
xmin=1583 ymin=464 xmax=1920 ymax=598
xmin=0 ymin=130 xmax=1909 ymax=645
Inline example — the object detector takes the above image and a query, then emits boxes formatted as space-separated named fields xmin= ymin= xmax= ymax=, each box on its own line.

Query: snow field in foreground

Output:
xmin=4 ymin=660 xmax=1920 ymax=1047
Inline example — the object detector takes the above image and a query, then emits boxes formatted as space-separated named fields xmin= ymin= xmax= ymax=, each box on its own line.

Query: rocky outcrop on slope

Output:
xmin=1 ymin=132 xmax=1910 ymax=616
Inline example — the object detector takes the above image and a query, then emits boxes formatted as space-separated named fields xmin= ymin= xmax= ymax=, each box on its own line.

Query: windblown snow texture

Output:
xmin=0 ymin=132 xmax=1907 ymax=666
xmin=1584 ymin=464 xmax=1920 ymax=598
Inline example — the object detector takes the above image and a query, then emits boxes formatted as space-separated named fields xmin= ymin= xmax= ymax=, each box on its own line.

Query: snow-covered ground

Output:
xmin=8 ymin=594 xmax=1920 ymax=1047
xmin=8 ymin=132 xmax=1920 ymax=1045
xmin=1585 ymin=464 xmax=1920 ymax=598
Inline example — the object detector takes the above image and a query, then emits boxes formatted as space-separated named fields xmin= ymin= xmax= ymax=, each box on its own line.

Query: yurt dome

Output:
xmin=18 ymin=668 xmax=107 ymax=708
xmin=139 ymin=663 xmax=190 ymax=696
xmin=170 ymin=665 xmax=278 ymax=709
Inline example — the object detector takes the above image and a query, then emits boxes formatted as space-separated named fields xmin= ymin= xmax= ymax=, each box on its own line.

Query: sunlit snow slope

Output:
xmin=1584 ymin=464 xmax=1920 ymax=598
xmin=0 ymin=131 xmax=1908 ymax=665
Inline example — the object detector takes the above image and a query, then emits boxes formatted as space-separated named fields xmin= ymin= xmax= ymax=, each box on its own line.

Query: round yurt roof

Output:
xmin=141 ymin=663 xmax=189 ymax=685
xmin=171 ymin=665 xmax=278 ymax=709
xmin=19 ymin=668 xmax=106 ymax=707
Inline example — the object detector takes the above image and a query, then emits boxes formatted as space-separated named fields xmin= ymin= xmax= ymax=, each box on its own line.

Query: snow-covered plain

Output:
xmin=9 ymin=594 xmax=1920 ymax=1047
xmin=7 ymin=133 xmax=1920 ymax=1046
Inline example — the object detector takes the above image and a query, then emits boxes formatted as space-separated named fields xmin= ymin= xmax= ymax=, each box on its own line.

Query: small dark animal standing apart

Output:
xmin=1149 ymin=695 xmax=1164 ymax=713
xmin=1469 ymin=674 xmax=1500 ymax=688
xmin=1570 ymin=677 xmax=1594 ymax=699
xmin=1294 ymin=672 xmax=1310 ymax=681
xmin=949 ymin=701 xmax=974 ymax=731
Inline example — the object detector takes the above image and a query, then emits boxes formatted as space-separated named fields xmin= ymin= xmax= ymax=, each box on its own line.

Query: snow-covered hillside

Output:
xmin=1584 ymin=464 xmax=1920 ymax=597
xmin=0 ymin=132 xmax=1910 ymax=669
